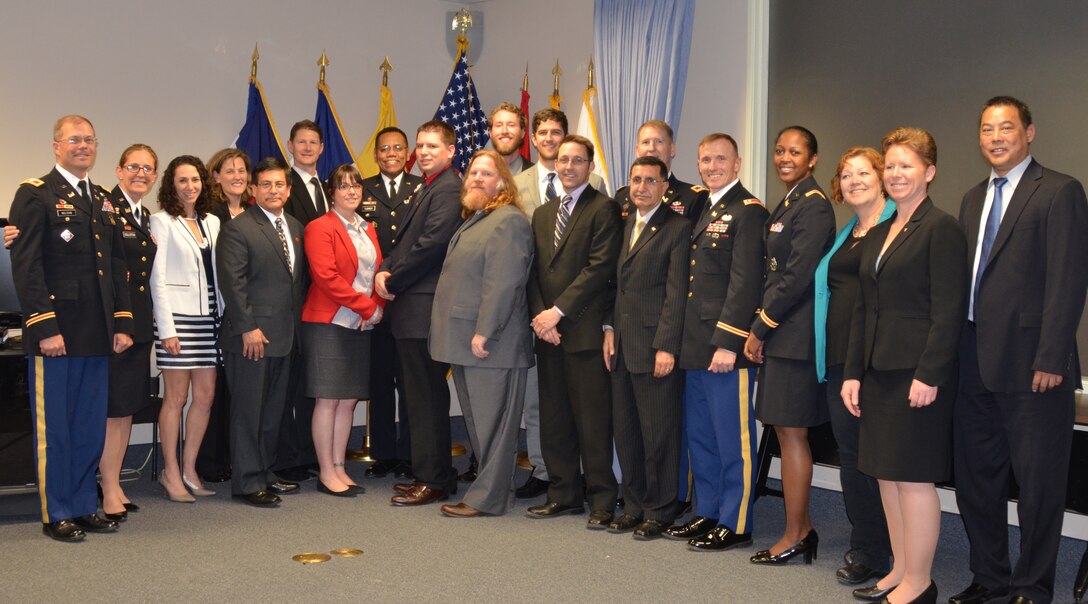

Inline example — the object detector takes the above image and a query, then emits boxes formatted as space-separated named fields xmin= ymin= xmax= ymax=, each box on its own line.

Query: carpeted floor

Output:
xmin=0 ymin=428 xmax=1083 ymax=603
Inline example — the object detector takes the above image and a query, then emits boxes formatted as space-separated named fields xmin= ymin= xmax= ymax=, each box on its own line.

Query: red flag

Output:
xmin=520 ymin=66 xmax=531 ymax=161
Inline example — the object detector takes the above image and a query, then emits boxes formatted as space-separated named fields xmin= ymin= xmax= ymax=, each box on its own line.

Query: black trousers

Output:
xmin=825 ymin=364 xmax=891 ymax=568
xmin=196 ymin=364 xmax=231 ymax=477
xmin=396 ymin=338 xmax=455 ymax=491
xmin=537 ymin=346 xmax=616 ymax=511
xmin=953 ymin=328 xmax=1073 ymax=603
xmin=226 ymin=352 xmax=293 ymax=495
xmin=368 ymin=321 xmax=411 ymax=461
xmin=273 ymin=347 xmax=316 ymax=471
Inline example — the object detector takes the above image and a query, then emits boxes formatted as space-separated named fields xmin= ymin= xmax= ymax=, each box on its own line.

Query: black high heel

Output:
xmin=750 ymin=529 xmax=819 ymax=565
xmin=102 ymin=509 xmax=127 ymax=522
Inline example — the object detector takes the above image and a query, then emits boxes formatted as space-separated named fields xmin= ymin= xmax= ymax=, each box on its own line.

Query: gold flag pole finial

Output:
xmin=452 ymin=8 xmax=473 ymax=49
xmin=250 ymin=44 xmax=259 ymax=79
xmin=380 ymin=55 xmax=393 ymax=87
xmin=318 ymin=50 xmax=329 ymax=85
xmin=552 ymin=60 xmax=563 ymax=97
xmin=522 ymin=62 xmax=529 ymax=92
xmin=588 ymin=57 xmax=595 ymax=89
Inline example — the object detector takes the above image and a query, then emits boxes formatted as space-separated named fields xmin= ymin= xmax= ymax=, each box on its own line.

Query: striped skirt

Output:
xmin=155 ymin=289 xmax=220 ymax=369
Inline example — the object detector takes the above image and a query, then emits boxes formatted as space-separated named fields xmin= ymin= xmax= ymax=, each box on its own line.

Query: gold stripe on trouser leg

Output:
xmin=34 ymin=356 xmax=49 ymax=522
xmin=735 ymin=369 xmax=753 ymax=533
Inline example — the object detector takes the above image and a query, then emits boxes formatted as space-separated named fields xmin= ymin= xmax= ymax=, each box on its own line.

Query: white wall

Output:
xmin=0 ymin=0 xmax=748 ymax=215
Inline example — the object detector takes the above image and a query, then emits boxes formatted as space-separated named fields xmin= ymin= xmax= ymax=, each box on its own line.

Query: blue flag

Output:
xmin=315 ymin=83 xmax=356 ymax=181
xmin=235 ymin=79 xmax=286 ymax=164
xmin=432 ymin=44 xmax=489 ymax=173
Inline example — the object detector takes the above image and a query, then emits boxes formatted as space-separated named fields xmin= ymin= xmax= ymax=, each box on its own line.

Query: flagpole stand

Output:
xmin=346 ymin=400 xmax=375 ymax=462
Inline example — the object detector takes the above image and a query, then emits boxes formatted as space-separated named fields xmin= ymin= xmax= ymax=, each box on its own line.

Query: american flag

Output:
xmin=432 ymin=48 xmax=489 ymax=173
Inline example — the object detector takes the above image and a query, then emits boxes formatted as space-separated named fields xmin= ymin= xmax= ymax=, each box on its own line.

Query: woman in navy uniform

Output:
xmin=98 ymin=144 xmax=159 ymax=520
xmin=744 ymin=126 xmax=836 ymax=565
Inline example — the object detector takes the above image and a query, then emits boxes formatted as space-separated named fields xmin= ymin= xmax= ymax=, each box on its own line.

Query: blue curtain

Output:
xmin=594 ymin=0 xmax=695 ymax=190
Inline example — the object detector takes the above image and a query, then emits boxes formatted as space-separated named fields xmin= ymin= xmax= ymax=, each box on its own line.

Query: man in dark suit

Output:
xmin=603 ymin=156 xmax=691 ymax=540
xmin=217 ymin=157 xmax=309 ymax=507
xmin=375 ymin=120 xmax=464 ymax=506
xmin=489 ymin=102 xmax=533 ymax=175
xmin=358 ymin=126 xmax=424 ymax=480
xmin=10 ymin=115 xmax=133 ymax=541
xmin=613 ymin=120 xmax=708 ymax=224
xmin=950 ymin=96 xmax=1088 ymax=604
xmin=277 ymin=119 xmax=327 ymax=481
xmin=666 ymin=133 xmax=768 ymax=550
xmin=526 ymin=134 xmax=622 ymax=528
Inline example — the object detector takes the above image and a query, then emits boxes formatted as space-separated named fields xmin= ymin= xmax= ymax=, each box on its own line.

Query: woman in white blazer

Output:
xmin=149 ymin=155 xmax=222 ymax=502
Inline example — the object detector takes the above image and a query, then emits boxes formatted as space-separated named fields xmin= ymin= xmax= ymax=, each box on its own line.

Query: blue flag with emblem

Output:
xmin=235 ymin=78 xmax=286 ymax=164
xmin=430 ymin=37 xmax=489 ymax=173
xmin=315 ymin=80 xmax=357 ymax=181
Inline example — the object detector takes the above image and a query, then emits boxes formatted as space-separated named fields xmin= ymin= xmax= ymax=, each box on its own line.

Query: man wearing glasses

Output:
xmin=9 ymin=115 xmax=134 ymax=541
xmin=216 ymin=157 xmax=309 ymax=508
xmin=526 ymin=134 xmax=621 ymax=529
xmin=357 ymin=126 xmax=424 ymax=481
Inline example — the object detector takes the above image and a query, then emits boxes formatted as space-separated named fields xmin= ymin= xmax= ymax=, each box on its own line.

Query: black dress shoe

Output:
xmin=202 ymin=471 xmax=232 ymax=484
xmin=688 ymin=526 xmax=753 ymax=551
xmin=586 ymin=510 xmax=613 ymax=530
xmin=515 ymin=476 xmax=549 ymax=499
xmin=365 ymin=459 xmax=398 ymax=478
xmin=852 ymin=583 xmax=897 ymax=601
xmin=102 ymin=509 xmax=127 ymax=522
xmin=838 ymin=561 xmax=887 ymax=585
xmin=236 ymin=491 xmax=281 ymax=507
xmin=267 ymin=480 xmax=300 ymax=495
xmin=664 ymin=516 xmax=718 ymax=541
xmin=880 ymin=580 xmax=936 ymax=604
xmin=526 ymin=501 xmax=584 ymax=518
xmin=948 ymin=583 xmax=1006 ymax=604
xmin=459 ymin=455 xmax=478 ymax=482
xmin=393 ymin=461 xmax=414 ymax=479
xmin=633 ymin=519 xmax=667 ymax=540
xmin=675 ymin=499 xmax=692 ymax=517
xmin=122 ymin=501 xmax=140 ymax=512
xmin=607 ymin=513 xmax=642 ymax=533
xmin=42 ymin=520 xmax=85 ymax=542
xmin=73 ymin=514 xmax=119 ymax=533
xmin=317 ymin=481 xmax=356 ymax=497
xmin=1007 ymin=597 xmax=1034 ymax=604
xmin=750 ymin=529 xmax=819 ymax=565
xmin=276 ymin=467 xmax=313 ymax=482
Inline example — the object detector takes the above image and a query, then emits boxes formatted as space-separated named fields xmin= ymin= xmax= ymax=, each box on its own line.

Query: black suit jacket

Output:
xmin=750 ymin=175 xmax=835 ymax=360
xmin=359 ymin=171 xmax=425 ymax=255
xmin=110 ymin=186 xmax=157 ymax=343
xmin=615 ymin=173 xmax=708 ymax=225
xmin=606 ymin=205 xmax=691 ymax=374
xmin=528 ymin=184 xmax=622 ymax=353
xmin=284 ymin=169 xmax=325 ymax=226
xmin=216 ymin=207 xmax=308 ymax=357
xmin=381 ymin=167 xmax=463 ymax=340
xmin=681 ymin=183 xmax=768 ymax=370
xmin=845 ymin=198 xmax=967 ymax=387
xmin=10 ymin=169 xmax=133 ymax=355
xmin=960 ymin=160 xmax=1088 ymax=392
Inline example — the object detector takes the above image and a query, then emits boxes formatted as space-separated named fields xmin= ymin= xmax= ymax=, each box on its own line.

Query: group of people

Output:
xmin=6 ymin=94 xmax=1086 ymax=604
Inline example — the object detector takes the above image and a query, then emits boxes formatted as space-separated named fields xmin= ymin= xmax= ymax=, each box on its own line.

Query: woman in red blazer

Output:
xmin=302 ymin=164 xmax=385 ymax=497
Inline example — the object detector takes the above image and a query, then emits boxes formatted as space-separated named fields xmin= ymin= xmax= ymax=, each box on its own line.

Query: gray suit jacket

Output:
xmin=216 ymin=207 xmax=308 ymax=357
xmin=430 ymin=205 xmax=534 ymax=368
xmin=514 ymin=163 xmax=604 ymax=218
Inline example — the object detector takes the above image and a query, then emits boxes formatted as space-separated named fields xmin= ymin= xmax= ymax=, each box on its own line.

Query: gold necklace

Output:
xmin=852 ymin=201 xmax=886 ymax=237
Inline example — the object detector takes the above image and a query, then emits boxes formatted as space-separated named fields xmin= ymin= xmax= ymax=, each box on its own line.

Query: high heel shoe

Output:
xmin=750 ymin=529 xmax=819 ymax=565
xmin=123 ymin=502 xmax=140 ymax=512
xmin=182 ymin=474 xmax=216 ymax=497
xmin=159 ymin=476 xmax=196 ymax=503
xmin=879 ymin=581 xmax=937 ymax=604
xmin=102 ymin=509 xmax=128 ymax=522
xmin=99 ymin=482 xmax=137 ymax=515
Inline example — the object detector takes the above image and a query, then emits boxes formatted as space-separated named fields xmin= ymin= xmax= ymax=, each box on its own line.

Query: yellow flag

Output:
xmin=356 ymin=84 xmax=398 ymax=178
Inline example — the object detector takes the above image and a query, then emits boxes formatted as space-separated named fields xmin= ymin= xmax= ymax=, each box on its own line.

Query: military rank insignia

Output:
xmin=769 ymin=222 xmax=784 ymax=233
xmin=669 ymin=200 xmax=685 ymax=215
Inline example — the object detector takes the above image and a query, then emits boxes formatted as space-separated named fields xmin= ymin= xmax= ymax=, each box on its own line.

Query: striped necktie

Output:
xmin=545 ymin=172 xmax=558 ymax=203
xmin=554 ymin=194 xmax=572 ymax=249
xmin=275 ymin=217 xmax=292 ymax=274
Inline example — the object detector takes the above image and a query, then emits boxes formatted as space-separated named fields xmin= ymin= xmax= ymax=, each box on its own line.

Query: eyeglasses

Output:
xmin=630 ymin=176 xmax=661 ymax=187
xmin=58 ymin=136 xmax=98 ymax=146
xmin=336 ymin=183 xmax=363 ymax=192
xmin=378 ymin=144 xmax=406 ymax=153
xmin=555 ymin=156 xmax=588 ymax=166
xmin=257 ymin=181 xmax=288 ymax=191
xmin=122 ymin=164 xmax=156 ymax=174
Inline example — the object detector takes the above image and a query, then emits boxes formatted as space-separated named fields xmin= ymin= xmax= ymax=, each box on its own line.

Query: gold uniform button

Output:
xmin=691 ymin=244 xmax=697 ymax=250
xmin=690 ymin=259 xmax=696 ymax=266
xmin=141 ymin=241 xmax=147 ymax=247
xmin=138 ymin=285 xmax=145 ymax=292
xmin=687 ymin=292 xmax=693 ymax=298
xmin=98 ymin=269 xmax=104 ymax=276
xmin=390 ymin=211 xmax=396 ymax=217
xmin=49 ymin=295 xmax=55 ymax=300
xmin=391 ymin=225 xmax=397 ymax=231
xmin=95 ymin=233 xmax=100 ymax=239
xmin=141 ymin=272 xmax=147 ymax=277
xmin=711 ymin=243 xmax=717 ymax=248
xmin=97 ymin=251 xmax=103 ymax=257
xmin=689 ymin=275 xmax=694 ymax=282
xmin=141 ymin=256 xmax=146 ymax=262
xmin=65 ymin=217 xmax=71 ymax=222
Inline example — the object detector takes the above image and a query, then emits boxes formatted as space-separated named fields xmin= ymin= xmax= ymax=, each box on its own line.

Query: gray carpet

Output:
xmin=0 ymin=440 xmax=1083 ymax=603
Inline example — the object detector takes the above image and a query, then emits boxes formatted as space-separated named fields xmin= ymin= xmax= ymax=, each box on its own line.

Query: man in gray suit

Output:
xmin=603 ymin=157 xmax=691 ymax=539
xmin=217 ymin=157 xmax=309 ymax=507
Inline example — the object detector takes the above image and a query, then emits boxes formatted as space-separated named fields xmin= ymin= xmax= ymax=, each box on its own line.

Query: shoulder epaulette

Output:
xmin=804 ymin=189 xmax=826 ymax=200
xmin=691 ymin=185 xmax=708 ymax=192
xmin=20 ymin=178 xmax=44 ymax=187
xmin=743 ymin=198 xmax=764 ymax=206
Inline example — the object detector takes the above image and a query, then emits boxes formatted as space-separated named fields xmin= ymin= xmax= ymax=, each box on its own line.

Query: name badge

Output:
xmin=361 ymin=202 xmax=378 ymax=213
xmin=123 ymin=231 xmax=138 ymax=238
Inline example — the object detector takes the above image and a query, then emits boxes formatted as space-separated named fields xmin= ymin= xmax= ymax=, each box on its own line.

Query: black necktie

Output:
xmin=275 ymin=217 xmax=292 ymax=273
xmin=545 ymin=172 xmax=558 ymax=203
xmin=77 ymin=180 xmax=90 ymax=205
xmin=389 ymin=178 xmax=397 ymax=200
xmin=310 ymin=177 xmax=327 ymax=214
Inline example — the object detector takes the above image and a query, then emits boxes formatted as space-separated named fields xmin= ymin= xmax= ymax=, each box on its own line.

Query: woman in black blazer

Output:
xmin=842 ymin=128 xmax=967 ymax=604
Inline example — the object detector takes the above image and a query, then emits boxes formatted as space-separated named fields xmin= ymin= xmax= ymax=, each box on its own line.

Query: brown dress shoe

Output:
xmin=441 ymin=502 xmax=483 ymax=517
xmin=393 ymin=482 xmax=420 ymax=494
xmin=391 ymin=485 xmax=448 ymax=506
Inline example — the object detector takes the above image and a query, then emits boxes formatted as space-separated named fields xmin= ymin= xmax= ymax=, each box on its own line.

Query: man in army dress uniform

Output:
xmin=10 ymin=115 xmax=134 ymax=542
